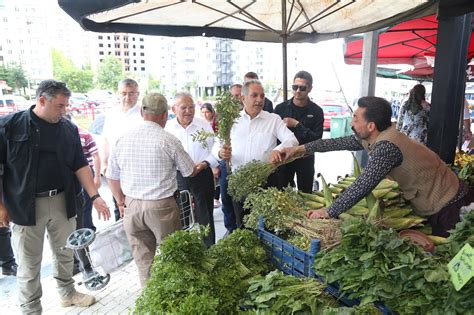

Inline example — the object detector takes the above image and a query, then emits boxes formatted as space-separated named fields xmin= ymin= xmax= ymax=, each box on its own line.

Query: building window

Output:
xmin=140 ymin=60 xmax=145 ymax=64
xmin=99 ymin=43 xmax=103 ymax=47
xmin=125 ymin=67 xmax=129 ymax=71
xmin=99 ymin=51 xmax=104 ymax=55
xmin=3 ymin=17 xmax=7 ymax=22
xmin=133 ymin=45 xmax=136 ymax=49
xmin=134 ymin=67 xmax=137 ymax=71
xmin=100 ymin=59 xmax=103 ymax=62
xmin=107 ymin=36 xmax=110 ymax=40
xmin=133 ymin=52 xmax=136 ymax=56
xmin=132 ymin=37 xmax=135 ymax=41
xmin=140 ymin=52 xmax=144 ymax=56
xmin=141 ymin=67 xmax=145 ymax=71
xmin=139 ymin=45 xmax=144 ymax=49
xmin=98 ymin=35 xmax=103 ymax=39
xmin=133 ymin=60 xmax=137 ymax=64
xmin=115 ymin=51 xmax=121 ymax=56
xmin=108 ymin=44 xmax=111 ymax=48
xmin=115 ymin=43 xmax=120 ymax=48
xmin=124 ymin=44 xmax=128 ymax=49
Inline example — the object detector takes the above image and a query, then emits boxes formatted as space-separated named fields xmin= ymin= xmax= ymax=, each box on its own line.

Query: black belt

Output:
xmin=36 ymin=188 xmax=64 ymax=198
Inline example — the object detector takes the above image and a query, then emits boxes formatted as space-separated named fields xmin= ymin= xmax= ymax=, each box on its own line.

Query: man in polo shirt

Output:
xmin=107 ymin=93 xmax=197 ymax=287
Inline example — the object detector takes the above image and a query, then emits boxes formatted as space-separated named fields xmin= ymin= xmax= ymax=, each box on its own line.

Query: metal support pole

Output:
xmin=282 ymin=0 xmax=288 ymax=101
xmin=426 ymin=13 xmax=471 ymax=163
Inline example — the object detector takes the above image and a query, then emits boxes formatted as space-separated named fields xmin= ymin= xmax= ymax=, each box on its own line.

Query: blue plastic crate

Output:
xmin=257 ymin=217 xmax=320 ymax=278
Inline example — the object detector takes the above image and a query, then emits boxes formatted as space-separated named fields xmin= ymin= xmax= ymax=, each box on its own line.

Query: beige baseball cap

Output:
xmin=141 ymin=93 xmax=168 ymax=115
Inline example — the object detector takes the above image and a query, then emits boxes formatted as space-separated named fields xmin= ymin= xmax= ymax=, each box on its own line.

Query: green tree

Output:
xmin=147 ymin=75 xmax=162 ymax=93
xmin=51 ymin=49 xmax=94 ymax=92
xmin=96 ymin=56 xmax=124 ymax=91
xmin=8 ymin=63 xmax=29 ymax=95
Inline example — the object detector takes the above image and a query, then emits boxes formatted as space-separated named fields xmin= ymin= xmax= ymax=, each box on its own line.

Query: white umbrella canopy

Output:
xmin=59 ymin=0 xmax=436 ymax=99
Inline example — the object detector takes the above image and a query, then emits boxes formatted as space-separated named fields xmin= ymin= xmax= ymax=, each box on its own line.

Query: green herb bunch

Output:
xmin=242 ymin=270 xmax=339 ymax=313
xmin=192 ymin=91 xmax=241 ymax=148
xmin=314 ymin=218 xmax=452 ymax=314
xmin=434 ymin=210 xmax=474 ymax=313
xmin=243 ymin=186 xmax=306 ymax=232
xmin=133 ymin=228 xmax=269 ymax=314
xmin=227 ymin=160 xmax=275 ymax=201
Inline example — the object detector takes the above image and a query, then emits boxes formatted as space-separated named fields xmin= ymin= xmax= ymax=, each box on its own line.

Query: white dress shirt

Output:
xmin=106 ymin=121 xmax=195 ymax=200
xmin=165 ymin=117 xmax=218 ymax=167
xmin=214 ymin=110 xmax=299 ymax=171
xmin=102 ymin=104 xmax=142 ymax=150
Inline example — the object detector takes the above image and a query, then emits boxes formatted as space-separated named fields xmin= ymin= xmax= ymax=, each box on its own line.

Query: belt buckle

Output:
xmin=48 ymin=189 xmax=58 ymax=197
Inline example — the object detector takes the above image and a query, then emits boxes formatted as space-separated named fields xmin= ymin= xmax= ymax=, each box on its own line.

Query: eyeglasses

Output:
xmin=178 ymin=105 xmax=195 ymax=111
xmin=292 ymin=84 xmax=308 ymax=92
xmin=120 ymin=92 xmax=139 ymax=97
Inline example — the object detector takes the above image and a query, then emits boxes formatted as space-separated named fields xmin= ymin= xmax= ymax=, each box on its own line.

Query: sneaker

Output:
xmin=213 ymin=199 xmax=221 ymax=208
xmin=60 ymin=290 xmax=96 ymax=307
xmin=2 ymin=263 xmax=17 ymax=276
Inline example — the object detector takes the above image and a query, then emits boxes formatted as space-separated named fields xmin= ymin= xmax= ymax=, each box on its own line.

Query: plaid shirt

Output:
xmin=106 ymin=121 xmax=194 ymax=200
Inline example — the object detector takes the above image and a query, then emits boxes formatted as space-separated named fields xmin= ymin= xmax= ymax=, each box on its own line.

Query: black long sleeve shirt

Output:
xmin=274 ymin=98 xmax=324 ymax=144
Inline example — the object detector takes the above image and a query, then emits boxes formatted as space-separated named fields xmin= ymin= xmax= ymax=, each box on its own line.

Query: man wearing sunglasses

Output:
xmin=274 ymin=71 xmax=324 ymax=193
xmin=102 ymin=78 xmax=142 ymax=221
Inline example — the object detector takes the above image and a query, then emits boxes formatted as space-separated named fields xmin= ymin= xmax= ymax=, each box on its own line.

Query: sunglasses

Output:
xmin=292 ymin=84 xmax=308 ymax=92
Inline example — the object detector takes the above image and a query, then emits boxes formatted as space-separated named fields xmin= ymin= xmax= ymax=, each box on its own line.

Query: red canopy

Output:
xmin=344 ymin=14 xmax=474 ymax=78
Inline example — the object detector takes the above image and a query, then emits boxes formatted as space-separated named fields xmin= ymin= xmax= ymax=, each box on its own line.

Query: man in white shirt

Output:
xmin=106 ymin=93 xmax=196 ymax=287
xmin=165 ymin=92 xmax=219 ymax=246
xmin=216 ymin=80 xmax=299 ymax=227
xmin=101 ymin=78 xmax=142 ymax=220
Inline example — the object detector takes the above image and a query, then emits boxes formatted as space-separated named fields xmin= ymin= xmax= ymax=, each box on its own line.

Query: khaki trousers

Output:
xmin=11 ymin=192 xmax=76 ymax=314
xmin=123 ymin=196 xmax=182 ymax=287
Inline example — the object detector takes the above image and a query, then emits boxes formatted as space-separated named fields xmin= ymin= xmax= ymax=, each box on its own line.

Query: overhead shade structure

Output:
xmin=59 ymin=0 xmax=436 ymax=100
xmin=344 ymin=14 xmax=474 ymax=78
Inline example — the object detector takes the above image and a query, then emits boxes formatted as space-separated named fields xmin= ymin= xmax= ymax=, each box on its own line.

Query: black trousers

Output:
xmin=177 ymin=167 xmax=215 ymax=247
xmin=0 ymin=226 xmax=15 ymax=267
xmin=232 ymin=171 xmax=282 ymax=229
xmin=277 ymin=155 xmax=315 ymax=193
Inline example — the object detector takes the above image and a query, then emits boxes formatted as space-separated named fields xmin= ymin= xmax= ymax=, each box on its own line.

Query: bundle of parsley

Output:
xmin=132 ymin=228 xmax=269 ymax=314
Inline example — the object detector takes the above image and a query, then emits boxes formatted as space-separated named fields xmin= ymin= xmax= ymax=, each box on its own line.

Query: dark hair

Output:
xmin=294 ymin=70 xmax=313 ymax=86
xmin=36 ymin=79 xmax=71 ymax=99
xmin=357 ymin=96 xmax=392 ymax=132
xmin=201 ymin=102 xmax=215 ymax=115
xmin=405 ymin=84 xmax=426 ymax=114
xmin=244 ymin=71 xmax=259 ymax=80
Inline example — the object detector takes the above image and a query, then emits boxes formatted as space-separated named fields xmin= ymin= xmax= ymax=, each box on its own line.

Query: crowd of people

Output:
xmin=0 ymin=74 xmax=473 ymax=314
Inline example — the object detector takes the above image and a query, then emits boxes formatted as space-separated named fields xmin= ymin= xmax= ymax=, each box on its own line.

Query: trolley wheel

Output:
xmin=66 ymin=228 xmax=96 ymax=250
xmin=84 ymin=273 xmax=110 ymax=291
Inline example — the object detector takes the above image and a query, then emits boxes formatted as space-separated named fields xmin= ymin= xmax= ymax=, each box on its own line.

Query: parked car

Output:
xmin=69 ymin=93 xmax=100 ymax=114
xmin=320 ymin=103 xmax=350 ymax=130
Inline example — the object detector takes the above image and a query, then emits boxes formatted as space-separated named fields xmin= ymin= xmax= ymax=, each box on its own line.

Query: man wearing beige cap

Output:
xmin=106 ymin=93 xmax=197 ymax=287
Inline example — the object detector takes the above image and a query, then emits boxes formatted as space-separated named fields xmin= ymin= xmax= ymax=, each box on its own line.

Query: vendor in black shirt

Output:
xmin=274 ymin=71 xmax=324 ymax=193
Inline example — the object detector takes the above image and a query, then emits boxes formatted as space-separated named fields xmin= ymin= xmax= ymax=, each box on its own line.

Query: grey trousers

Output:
xmin=12 ymin=192 xmax=76 ymax=314
xmin=123 ymin=196 xmax=182 ymax=287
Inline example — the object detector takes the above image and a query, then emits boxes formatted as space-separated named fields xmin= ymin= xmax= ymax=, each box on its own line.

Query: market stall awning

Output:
xmin=344 ymin=14 xmax=474 ymax=78
xmin=58 ymin=0 xmax=436 ymax=44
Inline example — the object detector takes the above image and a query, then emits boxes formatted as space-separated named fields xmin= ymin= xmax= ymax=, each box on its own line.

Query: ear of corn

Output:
xmin=367 ymin=199 xmax=382 ymax=222
xmin=352 ymin=153 xmax=362 ymax=177
xmin=304 ymin=201 xmax=324 ymax=210
xmin=427 ymin=235 xmax=448 ymax=245
xmin=382 ymin=208 xmax=412 ymax=218
xmin=375 ymin=179 xmax=399 ymax=190
xmin=339 ymin=212 xmax=356 ymax=221
xmin=346 ymin=206 xmax=369 ymax=216
xmin=318 ymin=173 xmax=333 ymax=208
xmin=382 ymin=216 xmax=426 ymax=230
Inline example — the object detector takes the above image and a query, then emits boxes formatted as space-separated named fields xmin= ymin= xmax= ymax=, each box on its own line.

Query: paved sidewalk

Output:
xmin=0 ymin=206 xmax=226 ymax=314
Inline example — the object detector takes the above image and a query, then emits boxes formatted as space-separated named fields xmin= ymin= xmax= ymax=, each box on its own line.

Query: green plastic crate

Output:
xmin=330 ymin=115 xmax=353 ymax=138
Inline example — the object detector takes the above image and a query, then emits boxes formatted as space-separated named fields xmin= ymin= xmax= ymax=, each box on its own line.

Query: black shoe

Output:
xmin=2 ymin=263 xmax=17 ymax=276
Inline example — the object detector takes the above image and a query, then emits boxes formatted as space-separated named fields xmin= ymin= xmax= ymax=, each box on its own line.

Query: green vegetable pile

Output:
xmin=243 ymin=186 xmax=306 ymax=233
xmin=242 ymin=270 xmax=338 ymax=314
xmin=227 ymin=160 xmax=275 ymax=201
xmin=133 ymin=228 xmax=269 ymax=314
xmin=314 ymin=218 xmax=451 ymax=314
